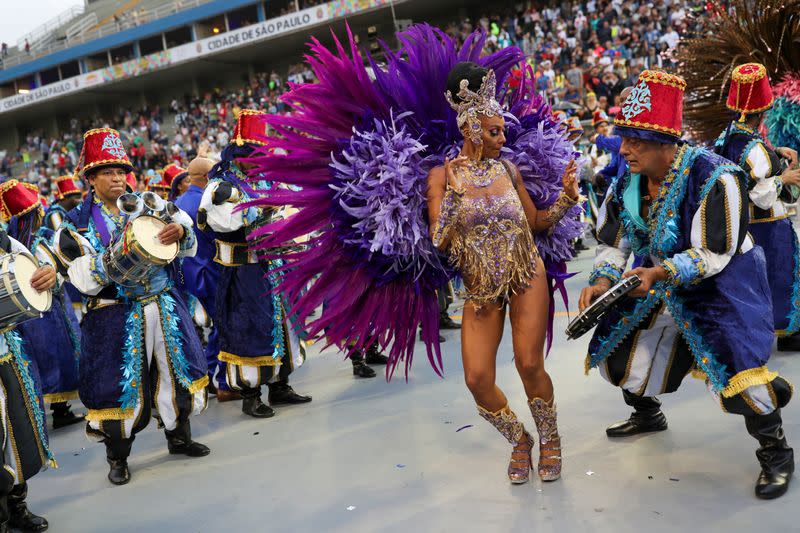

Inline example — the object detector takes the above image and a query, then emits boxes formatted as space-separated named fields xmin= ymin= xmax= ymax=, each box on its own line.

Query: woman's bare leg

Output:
xmin=461 ymin=300 xmax=506 ymax=411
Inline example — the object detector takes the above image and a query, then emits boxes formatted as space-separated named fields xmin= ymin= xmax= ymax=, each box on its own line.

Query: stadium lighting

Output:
xmin=213 ymin=27 xmax=220 ymax=34
xmin=18 ymin=89 xmax=29 ymax=94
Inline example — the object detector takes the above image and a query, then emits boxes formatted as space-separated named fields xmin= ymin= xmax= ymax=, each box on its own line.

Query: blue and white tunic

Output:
xmin=54 ymin=192 xmax=208 ymax=441
xmin=587 ymin=144 xmax=791 ymax=416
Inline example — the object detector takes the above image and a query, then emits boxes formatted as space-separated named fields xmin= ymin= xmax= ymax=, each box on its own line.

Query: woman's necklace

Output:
xmin=460 ymin=158 xmax=498 ymax=188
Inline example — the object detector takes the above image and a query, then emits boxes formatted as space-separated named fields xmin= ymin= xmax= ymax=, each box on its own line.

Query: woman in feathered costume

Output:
xmin=241 ymin=25 xmax=582 ymax=484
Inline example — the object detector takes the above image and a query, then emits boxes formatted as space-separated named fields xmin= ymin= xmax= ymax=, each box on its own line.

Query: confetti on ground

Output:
xmin=586 ymin=471 xmax=595 ymax=476
xmin=648 ymin=475 xmax=653 ymax=480
xmin=456 ymin=425 xmax=473 ymax=432
xmin=669 ymin=478 xmax=679 ymax=482
xmin=346 ymin=506 xmax=356 ymax=511
xmin=396 ymin=464 xmax=405 ymax=468
xmin=253 ymin=432 xmax=260 ymax=436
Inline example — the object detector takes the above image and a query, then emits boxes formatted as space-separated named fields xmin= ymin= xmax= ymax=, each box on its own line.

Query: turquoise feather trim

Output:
xmin=267 ymin=258 xmax=286 ymax=360
xmin=5 ymin=331 xmax=53 ymax=462
xmin=157 ymin=293 xmax=193 ymax=389
xmin=785 ymin=228 xmax=800 ymax=335
xmin=118 ymin=301 xmax=144 ymax=410
xmin=587 ymin=286 xmax=664 ymax=369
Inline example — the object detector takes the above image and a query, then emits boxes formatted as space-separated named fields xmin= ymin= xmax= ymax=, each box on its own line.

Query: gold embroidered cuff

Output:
xmin=543 ymin=192 xmax=582 ymax=224
xmin=431 ymin=188 xmax=463 ymax=248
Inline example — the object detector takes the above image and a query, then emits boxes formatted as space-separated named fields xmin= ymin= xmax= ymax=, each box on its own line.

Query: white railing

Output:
xmin=16 ymin=4 xmax=86 ymax=50
xmin=66 ymin=12 xmax=99 ymax=42
xmin=2 ymin=0 xmax=212 ymax=70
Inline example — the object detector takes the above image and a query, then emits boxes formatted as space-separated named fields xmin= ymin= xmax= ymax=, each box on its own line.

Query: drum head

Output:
xmin=13 ymin=253 xmax=51 ymax=312
xmin=131 ymin=216 xmax=179 ymax=261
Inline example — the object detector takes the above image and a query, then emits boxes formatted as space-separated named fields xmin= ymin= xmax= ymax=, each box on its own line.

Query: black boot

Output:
xmin=105 ymin=437 xmax=133 ymax=486
xmin=606 ymin=389 xmax=668 ymax=437
xmin=241 ymin=388 xmax=275 ymax=418
xmin=777 ymin=334 xmax=800 ymax=352
xmin=8 ymin=483 xmax=47 ymax=532
xmin=165 ymin=420 xmax=210 ymax=457
xmin=364 ymin=344 xmax=389 ymax=366
xmin=745 ymin=410 xmax=794 ymax=499
xmin=50 ymin=401 xmax=84 ymax=429
xmin=351 ymin=352 xmax=376 ymax=378
xmin=439 ymin=315 xmax=461 ymax=330
xmin=268 ymin=380 xmax=312 ymax=405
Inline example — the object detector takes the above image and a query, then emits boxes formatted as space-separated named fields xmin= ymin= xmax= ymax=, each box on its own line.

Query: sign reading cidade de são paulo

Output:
xmin=0 ymin=4 xmax=331 ymax=114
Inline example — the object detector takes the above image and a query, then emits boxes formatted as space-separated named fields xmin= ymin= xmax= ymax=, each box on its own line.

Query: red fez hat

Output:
xmin=160 ymin=164 xmax=188 ymax=188
xmin=592 ymin=110 xmax=610 ymax=127
xmin=76 ymin=128 xmax=134 ymax=177
xmin=53 ymin=175 xmax=81 ymax=200
xmin=232 ymin=109 xmax=268 ymax=146
xmin=727 ymin=63 xmax=774 ymax=117
xmin=567 ymin=116 xmax=584 ymax=136
xmin=0 ymin=180 xmax=42 ymax=220
xmin=614 ymin=70 xmax=685 ymax=143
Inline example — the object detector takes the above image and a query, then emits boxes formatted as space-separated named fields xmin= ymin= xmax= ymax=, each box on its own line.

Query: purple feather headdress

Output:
xmin=241 ymin=24 xmax=582 ymax=378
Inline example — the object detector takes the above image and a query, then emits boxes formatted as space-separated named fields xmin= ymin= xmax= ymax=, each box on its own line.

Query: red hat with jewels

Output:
xmin=614 ymin=70 xmax=685 ymax=144
xmin=53 ymin=175 xmax=82 ymax=201
xmin=0 ymin=180 xmax=42 ymax=221
xmin=567 ymin=116 xmax=584 ymax=137
xmin=232 ymin=109 xmax=268 ymax=146
xmin=726 ymin=63 xmax=774 ymax=117
xmin=76 ymin=128 xmax=134 ymax=177
xmin=592 ymin=110 xmax=610 ymax=127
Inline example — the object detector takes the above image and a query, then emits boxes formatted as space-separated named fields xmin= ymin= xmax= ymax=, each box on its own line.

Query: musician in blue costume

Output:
xmin=42 ymin=176 xmax=82 ymax=233
xmin=175 ymin=156 xmax=237 ymax=400
xmin=0 ymin=226 xmax=58 ymax=532
xmin=579 ymin=70 xmax=794 ymax=500
xmin=53 ymin=128 xmax=210 ymax=486
xmin=198 ymin=110 xmax=311 ymax=418
xmin=1 ymin=180 xmax=84 ymax=430
xmin=714 ymin=63 xmax=800 ymax=351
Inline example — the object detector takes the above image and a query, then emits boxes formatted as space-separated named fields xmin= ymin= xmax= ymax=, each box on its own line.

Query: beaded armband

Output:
xmin=431 ymin=188 xmax=463 ymax=248
xmin=543 ymin=192 xmax=581 ymax=224
xmin=589 ymin=262 xmax=623 ymax=285
xmin=662 ymin=249 xmax=707 ymax=287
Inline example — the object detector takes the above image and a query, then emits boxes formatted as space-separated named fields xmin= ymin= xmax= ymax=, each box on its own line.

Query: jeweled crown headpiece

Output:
xmin=445 ymin=69 xmax=504 ymax=145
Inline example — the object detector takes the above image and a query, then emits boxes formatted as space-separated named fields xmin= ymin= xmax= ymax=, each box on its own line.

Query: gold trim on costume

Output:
xmin=188 ymin=375 xmax=210 ymax=394
xmin=721 ymin=366 xmax=779 ymax=398
xmin=86 ymin=407 xmax=135 ymax=422
xmin=218 ymin=351 xmax=282 ymax=367
xmin=43 ymin=391 xmax=79 ymax=403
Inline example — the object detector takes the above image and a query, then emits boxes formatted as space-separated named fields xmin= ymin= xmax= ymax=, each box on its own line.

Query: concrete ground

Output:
xmin=28 ymin=249 xmax=800 ymax=532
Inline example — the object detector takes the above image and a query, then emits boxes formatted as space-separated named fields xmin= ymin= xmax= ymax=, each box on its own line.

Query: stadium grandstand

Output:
xmin=0 ymin=0 xmax=475 ymax=148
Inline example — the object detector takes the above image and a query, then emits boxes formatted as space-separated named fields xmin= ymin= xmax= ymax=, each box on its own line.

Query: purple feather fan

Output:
xmin=241 ymin=24 xmax=583 ymax=378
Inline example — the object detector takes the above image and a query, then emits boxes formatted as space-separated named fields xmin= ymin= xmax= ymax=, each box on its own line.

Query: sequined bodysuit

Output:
xmin=433 ymin=159 xmax=539 ymax=309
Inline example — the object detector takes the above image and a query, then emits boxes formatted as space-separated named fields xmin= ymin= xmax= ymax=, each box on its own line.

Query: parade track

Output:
xmin=29 ymin=249 xmax=799 ymax=532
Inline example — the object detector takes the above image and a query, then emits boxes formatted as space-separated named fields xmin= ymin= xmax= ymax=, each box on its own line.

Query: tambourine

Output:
xmin=565 ymin=275 xmax=642 ymax=340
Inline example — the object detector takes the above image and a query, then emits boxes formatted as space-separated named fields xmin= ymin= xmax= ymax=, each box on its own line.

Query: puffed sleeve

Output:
xmin=53 ymin=227 xmax=109 ymax=296
xmin=172 ymin=207 xmax=198 ymax=258
xmin=590 ymin=185 xmax=631 ymax=285
xmin=744 ymin=141 xmax=783 ymax=210
xmin=662 ymin=172 xmax=744 ymax=286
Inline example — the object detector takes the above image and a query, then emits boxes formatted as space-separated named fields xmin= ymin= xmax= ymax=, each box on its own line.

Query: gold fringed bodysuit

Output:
xmin=432 ymin=158 xmax=575 ymax=310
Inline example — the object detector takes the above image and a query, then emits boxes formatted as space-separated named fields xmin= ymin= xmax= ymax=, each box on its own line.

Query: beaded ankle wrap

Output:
xmin=478 ymin=404 xmax=532 ymax=484
xmin=477 ymin=404 xmax=526 ymax=444
xmin=529 ymin=396 xmax=562 ymax=481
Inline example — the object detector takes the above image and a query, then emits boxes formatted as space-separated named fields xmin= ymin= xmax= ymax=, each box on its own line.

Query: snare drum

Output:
xmin=104 ymin=215 xmax=179 ymax=286
xmin=0 ymin=252 xmax=52 ymax=330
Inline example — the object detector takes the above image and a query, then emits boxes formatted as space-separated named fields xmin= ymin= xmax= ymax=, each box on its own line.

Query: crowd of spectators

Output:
xmin=1 ymin=0 xmax=714 ymax=198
